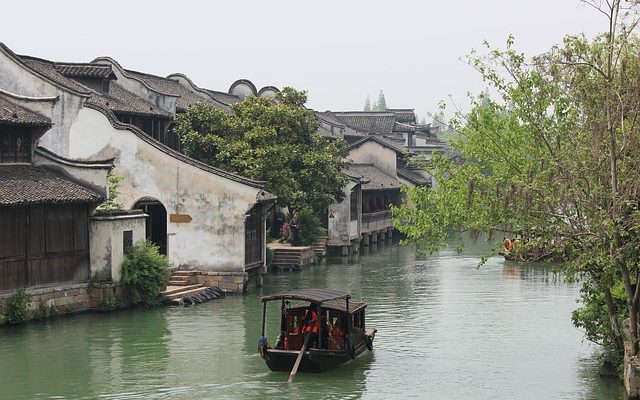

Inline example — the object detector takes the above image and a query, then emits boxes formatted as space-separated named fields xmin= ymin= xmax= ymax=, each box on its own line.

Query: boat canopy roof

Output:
xmin=289 ymin=299 xmax=367 ymax=313
xmin=261 ymin=288 xmax=350 ymax=304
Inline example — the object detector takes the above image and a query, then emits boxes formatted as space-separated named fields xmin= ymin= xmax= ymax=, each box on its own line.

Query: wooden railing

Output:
xmin=361 ymin=210 xmax=393 ymax=233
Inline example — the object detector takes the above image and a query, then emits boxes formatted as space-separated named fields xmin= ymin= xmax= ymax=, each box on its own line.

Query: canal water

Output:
xmin=0 ymin=242 xmax=624 ymax=399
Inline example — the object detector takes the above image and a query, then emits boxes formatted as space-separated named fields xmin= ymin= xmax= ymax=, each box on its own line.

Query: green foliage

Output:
xmin=366 ymin=90 xmax=388 ymax=111
xmin=97 ymin=172 xmax=124 ymax=213
xmin=392 ymin=2 xmax=640 ymax=361
xmin=5 ymin=289 xmax=30 ymax=325
xmin=32 ymin=303 xmax=56 ymax=320
xmin=364 ymin=95 xmax=372 ymax=111
xmin=297 ymin=208 xmax=326 ymax=246
xmin=121 ymin=241 xmax=170 ymax=306
xmin=173 ymin=87 xmax=349 ymax=216
xmin=572 ymin=281 xmax=626 ymax=363
xmin=375 ymin=90 xmax=387 ymax=111
xmin=97 ymin=296 xmax=119 ymax=312
xmin=86 ymin=272 xmax=108 ymax=294
xmin=0 ymin=297 xmax=4 ymax=322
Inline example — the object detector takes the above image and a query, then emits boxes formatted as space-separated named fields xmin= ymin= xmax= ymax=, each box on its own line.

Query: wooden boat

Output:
xmin=258 ymin=288 xmax=376 ymax=373
xmin=499 ymin=238 xmax=554 ymax=262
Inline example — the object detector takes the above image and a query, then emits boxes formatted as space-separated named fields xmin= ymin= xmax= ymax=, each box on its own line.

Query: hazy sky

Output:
xmin=1 ymin=1 xmax=605 ymax=120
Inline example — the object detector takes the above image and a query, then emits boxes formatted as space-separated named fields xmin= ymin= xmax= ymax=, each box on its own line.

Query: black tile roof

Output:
xmin=315 ymin=111 xmax=366 ymax=138
xmin=20 ymin=58 xmax=92 ymax=96
xmin=397 ymin=167 xmax=431 ymax=186
xmin=204 ymin=89 xmax=242 ymax=105
xmin=256 ymin=189 xmax=277 ymax=202
xmin=340 ymin=166 xmax=368 ymax=183
xmin=393 ymin=121 xmax=416 ymax=132
xmin=86 ymin=82 xmax=173 ymax=118
xmin=55 ymin=63 xmax=115 ymax=79
xmin=349 ymin=135 xmax=408 ymax=156
xmin=126 ymin=70 xmax=230 ymax=113
xmin=333 ymin=112 xmax=396 ymax=134
xmin=0 ymin=165 xmax=103 ymax=205
xmin=0 ymin=96 xmax=50 ymax=126
xmin=387 ymin=108 xmax=416 ymax=123
xmin=343 ymin=163 xmax=400 ymax=191
xmin=19 ymin=57 xmax=172 ymax=119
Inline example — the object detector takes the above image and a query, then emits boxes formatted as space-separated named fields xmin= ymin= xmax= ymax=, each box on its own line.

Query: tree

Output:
xmin=173 ymin=87 xmax=349 ymax=216
xmin=392 ymin=0 xmax=640 ymax=366
xmin=364 ymin=95 xmax=372 ymax=111
xmin=430 ymin=110 xmax=448 ymax=132
xmin=376 ymin=90 xmax=387 ymax=111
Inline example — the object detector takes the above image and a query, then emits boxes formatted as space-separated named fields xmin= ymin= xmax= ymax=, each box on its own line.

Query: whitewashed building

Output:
xmin=0 ymin=43 xmax=276 ymax=291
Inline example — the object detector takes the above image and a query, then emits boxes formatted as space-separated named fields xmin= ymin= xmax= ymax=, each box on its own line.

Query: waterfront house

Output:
xmin=319 ymin=110 xmax=436 ymax=254
xmin=0 ymin=89 xmax=113 ymax=308
xmin=0 ymin=43 xmax=276 ymax=292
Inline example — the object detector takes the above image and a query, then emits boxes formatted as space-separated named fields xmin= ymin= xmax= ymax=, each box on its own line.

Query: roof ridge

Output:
xmin=92 ymin=56 xmax=179 ymax=100
xmin=35 ymin=146 xmax=114 ymax=168
xmin=0 ymin=43 xmax=92 ymax=97
xmin=165 ymin=73 xmax=233 ymax=110
xmin=349 ymin=135 xmax=406 ymax=154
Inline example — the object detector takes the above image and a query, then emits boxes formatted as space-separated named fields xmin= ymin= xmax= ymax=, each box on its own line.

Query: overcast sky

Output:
xmin=1 ymin=1 xmax=606 ymax=121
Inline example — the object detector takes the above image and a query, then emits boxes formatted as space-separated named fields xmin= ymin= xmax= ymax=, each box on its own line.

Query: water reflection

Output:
xmin=0 ymin=242 xmax=624 ymax=400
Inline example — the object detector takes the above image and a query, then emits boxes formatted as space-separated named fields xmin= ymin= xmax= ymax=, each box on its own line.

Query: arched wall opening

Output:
xmin=132 ymin=197 xmax=167 ymax=255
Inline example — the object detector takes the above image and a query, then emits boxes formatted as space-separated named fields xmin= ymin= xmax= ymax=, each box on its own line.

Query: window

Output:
xmin=123 ymin=230 xmax=133 ymax=254
xmin=350 ymin=188 xmax=358 ymax=221
xmin=0 ymin=126 xmax=32 ymax=163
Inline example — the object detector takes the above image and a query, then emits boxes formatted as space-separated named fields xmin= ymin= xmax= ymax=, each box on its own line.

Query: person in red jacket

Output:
xmin=302 ymin=303 xmax=319 ymax=348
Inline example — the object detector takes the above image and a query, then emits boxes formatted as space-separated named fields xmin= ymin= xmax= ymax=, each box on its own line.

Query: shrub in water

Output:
xmin=121 ymin=240 xmax=171 ymax=306
xmin=97 ymin=296 xmax=119 ymax=312
xmin=6 ymin=288 xmax=30 ymax=325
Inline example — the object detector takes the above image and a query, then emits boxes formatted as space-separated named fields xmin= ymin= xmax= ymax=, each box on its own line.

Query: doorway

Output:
xmin=133 ymin=198 xmax=167 ymax=255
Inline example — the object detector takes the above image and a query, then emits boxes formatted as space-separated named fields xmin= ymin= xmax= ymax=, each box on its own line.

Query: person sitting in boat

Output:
xmin=331 ymin=319 xmax=344 ymax=337
xmin=302 ymin=303 xmax=320 ymax=348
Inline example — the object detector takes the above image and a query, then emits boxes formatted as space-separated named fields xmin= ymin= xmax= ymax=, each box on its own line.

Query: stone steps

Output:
xmin=168 ymin=276 xmax=189 ymax=286
xmin=270 ymin=246 xmax=316 ymax=268
xmin=172 ymin=270 xmax=197 ymax=276
xmin=162 ymin=284 xmax=204 ymax=297
xmin=311 ymin=236 xmax=327 ymax=257
xmin=164 ymin=285 xmax=209 ymax=301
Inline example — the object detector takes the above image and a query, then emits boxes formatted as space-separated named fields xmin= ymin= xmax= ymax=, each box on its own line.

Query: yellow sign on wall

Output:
xmin=170 ymin=214 xmax=192 ymax=223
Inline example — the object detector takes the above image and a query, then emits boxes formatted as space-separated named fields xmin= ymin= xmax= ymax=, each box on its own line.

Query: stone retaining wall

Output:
xmin=624 ymin=319 xmax=640 ymax=399
xmin=171 ymin=270 xmax=248 ymax=293
xmin=0 ymin=282 xmax=127 ymax=325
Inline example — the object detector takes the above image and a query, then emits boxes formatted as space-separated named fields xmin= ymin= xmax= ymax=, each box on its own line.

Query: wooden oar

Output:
xmin=287 ymin=334 xmax=310 ymax=384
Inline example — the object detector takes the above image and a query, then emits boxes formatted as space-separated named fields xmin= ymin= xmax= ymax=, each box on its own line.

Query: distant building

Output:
xmin=316 ymin=107 xmax=444 ymax=254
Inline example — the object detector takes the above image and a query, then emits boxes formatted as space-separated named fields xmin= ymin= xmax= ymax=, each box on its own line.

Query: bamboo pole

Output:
xmin=287 ymin=334 xmax=310 ymax=384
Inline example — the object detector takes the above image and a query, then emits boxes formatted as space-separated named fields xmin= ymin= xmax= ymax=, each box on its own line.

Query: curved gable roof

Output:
xmin=84 ymin=102 xmax=267 ymax=189
xmin=0 ymin=96 xmax=50 ymax=126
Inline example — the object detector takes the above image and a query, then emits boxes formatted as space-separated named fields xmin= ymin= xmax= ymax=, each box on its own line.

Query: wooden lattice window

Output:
xmin=0 ymin=126 xmax=32 ymax=163
xmin=123 ymin=230 xmax=133 ymax=254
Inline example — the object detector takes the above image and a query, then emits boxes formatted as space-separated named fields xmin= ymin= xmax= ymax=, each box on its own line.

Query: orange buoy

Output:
xmin=503 ymin=239 xmax=513 ymax=254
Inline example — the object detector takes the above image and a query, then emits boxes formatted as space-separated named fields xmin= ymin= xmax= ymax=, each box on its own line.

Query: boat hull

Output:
xmin=264 ymin=337 xmax=372 ymax=372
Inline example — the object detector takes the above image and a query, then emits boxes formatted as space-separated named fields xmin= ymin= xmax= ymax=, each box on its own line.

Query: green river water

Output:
xmin=0 ymin=242 xmax=624 ymax=399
